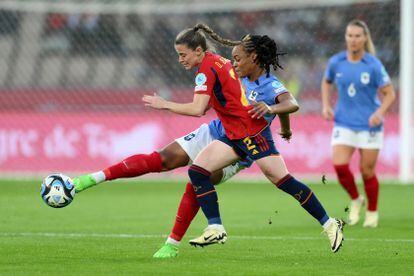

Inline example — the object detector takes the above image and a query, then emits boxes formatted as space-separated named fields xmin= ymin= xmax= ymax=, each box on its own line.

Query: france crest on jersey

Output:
xmin=208 ymin=73 xmax=288 ymax=139
xmin=324 ymin=51 xmax=391 ymax=131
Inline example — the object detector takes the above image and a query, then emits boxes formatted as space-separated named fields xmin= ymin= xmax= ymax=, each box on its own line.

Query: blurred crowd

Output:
xmin=0 ymin=1 xmax=399 ymax=112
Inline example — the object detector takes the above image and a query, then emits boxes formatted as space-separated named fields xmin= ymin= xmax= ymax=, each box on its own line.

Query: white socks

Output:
xmin=91 ymin=171 xmax=106 ymax=184
xmin=322 ymin=218 xmax=335 ymax=230
xmin=166 ymin=237 xmax=180 ymax=246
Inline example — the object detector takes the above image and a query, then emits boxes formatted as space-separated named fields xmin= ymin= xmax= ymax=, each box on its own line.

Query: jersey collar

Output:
xmin=253 ymin=73 xmax=271 ymax=85
xmin=344 ymin=50 xmax=369 ymax=64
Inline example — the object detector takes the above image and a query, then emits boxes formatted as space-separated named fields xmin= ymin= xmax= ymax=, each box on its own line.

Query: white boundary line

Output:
xmin=1 ymin=232 xmax=414 ymax=243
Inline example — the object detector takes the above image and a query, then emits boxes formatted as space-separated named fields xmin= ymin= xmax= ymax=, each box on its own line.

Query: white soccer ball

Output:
xmin=41 ymin=173 xmax=75 ymax=208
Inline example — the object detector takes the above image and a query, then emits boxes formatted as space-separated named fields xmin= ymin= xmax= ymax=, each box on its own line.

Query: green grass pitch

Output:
xmin=1 ymin=178 xmax=413 ymax=275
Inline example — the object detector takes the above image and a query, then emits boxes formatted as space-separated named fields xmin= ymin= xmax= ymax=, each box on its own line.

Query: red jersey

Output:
xmin=194 ymin=52 xmax=268 ymax=140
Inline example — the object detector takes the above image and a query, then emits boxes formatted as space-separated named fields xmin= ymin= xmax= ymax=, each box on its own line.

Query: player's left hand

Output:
xmin=248 ymin=101 xmax=272 ymax=119
xmin=142 ymin=93 xmax=167 ymax=109
xmin=369 ymin=111 xmax=383 ymax=127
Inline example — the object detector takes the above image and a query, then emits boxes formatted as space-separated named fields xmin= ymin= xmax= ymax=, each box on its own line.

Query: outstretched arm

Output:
xmin=143 ymin=93 xmax=211 ymax=117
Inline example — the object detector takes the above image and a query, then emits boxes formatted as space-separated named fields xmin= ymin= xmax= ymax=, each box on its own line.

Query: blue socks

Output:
xmin=188 ymin=165 xmax=222 ymax=225
xmin=188 ymin=167 xmax=328 ymax=226
xmin=276 ymin=174 xmax=329 ymax=225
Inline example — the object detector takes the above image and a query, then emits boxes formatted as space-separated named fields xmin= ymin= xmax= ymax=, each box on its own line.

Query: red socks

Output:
xmin=334 ymin=164 xmax=359 ymax=200
xmin=170 ymin=182 xmax=200 ymax=242
xmin=103 ymin=152 xmax=163 ymax=180
xmin=363 ymin=175 xmax=379 ymax=211
xmin=334 ymin=164 xmax=379 ymax=211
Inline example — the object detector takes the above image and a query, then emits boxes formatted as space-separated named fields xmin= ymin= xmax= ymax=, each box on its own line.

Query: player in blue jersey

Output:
xmin=321 ymin=20 xmax=396 ymax=228
xmin=147 ymin=24 xmax=344 ymax=258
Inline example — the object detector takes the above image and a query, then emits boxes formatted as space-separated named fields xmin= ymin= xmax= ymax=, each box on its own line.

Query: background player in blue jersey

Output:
xmin=321 ymin=20 xmax=396 ymax=228
xmin=146 ymin=24 xmax=344 ymax=257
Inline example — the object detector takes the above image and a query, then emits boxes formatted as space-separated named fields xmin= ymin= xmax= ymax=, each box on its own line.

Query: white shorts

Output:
xmin=175 ymin=123 xmax=214 ymax=164
xmin=331 ymin=126 xmax=383 ymax=149
xmin=175 ymin=123 xmax=245 ymax=183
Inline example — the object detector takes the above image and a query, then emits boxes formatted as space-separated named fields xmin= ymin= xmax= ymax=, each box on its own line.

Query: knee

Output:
xmin=360 ymin=165 xmax=375 ymax=179
xmin=159 ymin=150 xmax=186 ymax=171
xmin=188 ymin=165 xmax=211 ymax=182
xmin=158 ymin=151 xmax=172 ymax=170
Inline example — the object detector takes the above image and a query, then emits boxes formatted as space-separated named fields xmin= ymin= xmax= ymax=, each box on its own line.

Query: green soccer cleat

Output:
xmin=153 ymin=243 xmax=179 ymax=258
xmin=72 ymin=175 xmax=97 ymax=193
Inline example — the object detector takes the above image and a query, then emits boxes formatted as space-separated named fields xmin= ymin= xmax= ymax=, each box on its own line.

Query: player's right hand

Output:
xmin=322 ymin=106 xmax=334 ymax=121
xmin=142 ymin=93 xmax=167 ymax=110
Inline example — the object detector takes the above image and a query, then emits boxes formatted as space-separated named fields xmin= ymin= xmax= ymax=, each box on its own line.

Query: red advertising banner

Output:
xmin=0 ymin=112 xmax=404 ymax=177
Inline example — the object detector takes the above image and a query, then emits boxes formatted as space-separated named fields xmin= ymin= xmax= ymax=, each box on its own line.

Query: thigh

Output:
xmin=158 ymin=141 xmax=190 ymax=171
xmin=193 ymin=140 xmax=240 ymax=172
xmin=255 ymin=155 xmax=289 ymax=184
xmin=359 ymin=148 xmax=380 ymax=170
xmin=332 ymin=145 xmax=355 ymax=165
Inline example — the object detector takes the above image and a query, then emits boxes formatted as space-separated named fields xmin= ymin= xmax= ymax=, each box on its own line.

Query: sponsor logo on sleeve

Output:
xmin=381 ymin=66 xmax=390 ymax=83
xmin=195 ymin=85 xmax=208 ymax=92
xmin=272 ymin=81 xmax=287 ymax=94
xmin=195 ymin=73 xmax=208 ymax=92
xmin=195 ymin=73 xmax=207 ymax=85
xmin=271 ymin=81 xmax=282 ymax=89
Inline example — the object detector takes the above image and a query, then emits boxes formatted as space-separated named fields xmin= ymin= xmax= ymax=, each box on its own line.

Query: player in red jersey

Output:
xmin=144 ymin=23 xmax=345 ymax=254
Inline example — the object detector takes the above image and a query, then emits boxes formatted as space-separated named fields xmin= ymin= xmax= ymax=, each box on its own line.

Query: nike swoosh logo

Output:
xmin=204 ymin=234 xmax=214 ymax=241
xmin=332 ymin=231 xmax=338 ymax=250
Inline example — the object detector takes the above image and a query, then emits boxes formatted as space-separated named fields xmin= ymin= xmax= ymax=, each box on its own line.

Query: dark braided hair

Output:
xmin=241 ymin=34 xmax=285 ymax=75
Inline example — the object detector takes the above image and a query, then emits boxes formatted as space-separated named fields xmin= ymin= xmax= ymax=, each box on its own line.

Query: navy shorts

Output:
xmin=218 ymin=126 xmax=279 ymax=160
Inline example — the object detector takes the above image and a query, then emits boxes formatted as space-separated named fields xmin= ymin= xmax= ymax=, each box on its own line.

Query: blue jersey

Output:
xmin=208 ymin=73 xmax=288 ymax=139
xmin=324 ymin=51 xmax=390 ymax=131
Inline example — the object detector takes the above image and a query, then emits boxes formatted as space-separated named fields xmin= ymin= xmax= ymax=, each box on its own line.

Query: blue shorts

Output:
xmin=218 ymin=127 xmax=279 ymax=160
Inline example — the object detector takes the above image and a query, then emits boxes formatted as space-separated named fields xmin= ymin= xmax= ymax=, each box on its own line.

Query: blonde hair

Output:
xmin=347 ymin=19 xmax=376 ymax=55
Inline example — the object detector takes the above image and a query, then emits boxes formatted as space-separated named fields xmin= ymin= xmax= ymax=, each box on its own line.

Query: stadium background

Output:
xmin=1 ymin=1 xmax=414 ymax=274
xmin=0 ymin=0 xmax=411 ymax=180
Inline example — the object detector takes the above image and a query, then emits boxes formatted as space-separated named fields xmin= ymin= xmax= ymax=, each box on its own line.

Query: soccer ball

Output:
xmin=41 ymin=173 xmax=75 ymax=208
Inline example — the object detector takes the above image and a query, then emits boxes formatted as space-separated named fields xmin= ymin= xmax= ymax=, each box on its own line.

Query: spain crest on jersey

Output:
xmin=360 ymin=72 xmax=370 ymax=85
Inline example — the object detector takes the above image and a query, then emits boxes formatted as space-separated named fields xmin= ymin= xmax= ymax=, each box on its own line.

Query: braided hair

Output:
xmin=193 ymin=23 xmax=241 ymax=47
xmin=194 ymin=24 xmax=285 ymax=75
xmin=175 ymin=23 xmax=240 ymax=51
xmin=241 ymin=34 xmax=285 ymax=75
